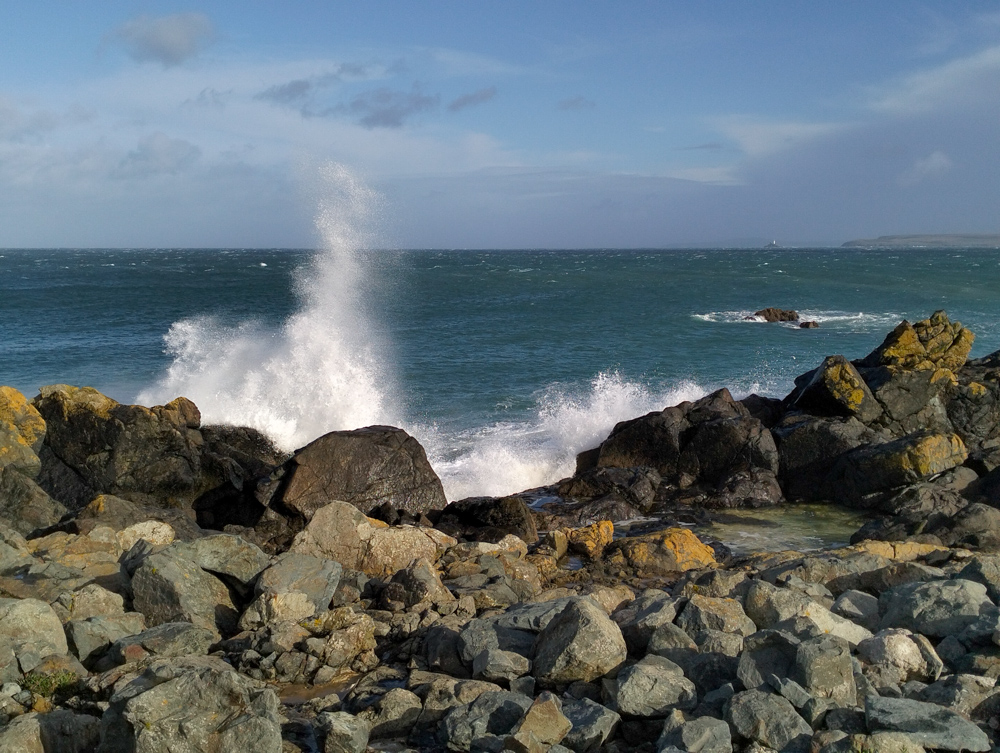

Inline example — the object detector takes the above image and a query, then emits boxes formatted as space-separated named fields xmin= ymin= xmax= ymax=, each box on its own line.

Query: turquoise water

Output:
xmin=3 ymin=246 xmax=1000 ymax=500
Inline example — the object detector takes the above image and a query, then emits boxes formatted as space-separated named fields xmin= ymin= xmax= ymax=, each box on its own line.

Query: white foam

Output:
xmin=417 ymin=372 xmax=706 ymax=501
xmin=137 ymin=162 xmax=399 ymax=450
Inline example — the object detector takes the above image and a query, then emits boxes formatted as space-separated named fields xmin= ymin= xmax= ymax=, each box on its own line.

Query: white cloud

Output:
xmin=715 ymin=117 xmax=847 ymax=158
xmin=897 ymin=151 xmax=953 ymax=186
xmin=111 ymin=13 xmax=214 ymax=67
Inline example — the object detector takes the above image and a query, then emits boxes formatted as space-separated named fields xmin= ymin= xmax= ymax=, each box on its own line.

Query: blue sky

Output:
xmin=2 ymin=2 xmax=999 ymax=248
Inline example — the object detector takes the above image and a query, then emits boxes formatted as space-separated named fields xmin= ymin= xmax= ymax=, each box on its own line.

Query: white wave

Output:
xmin=418 ymin=372 xmax=706 ymax=501
xmin=138 ymin=162 xmax=399 ymax=450
xmin=693 ymin=310 xmax=902 ymax=327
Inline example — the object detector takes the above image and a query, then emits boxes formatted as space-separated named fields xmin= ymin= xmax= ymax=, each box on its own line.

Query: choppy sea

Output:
xmin=4 ymin=242 xmax=999 ymax=510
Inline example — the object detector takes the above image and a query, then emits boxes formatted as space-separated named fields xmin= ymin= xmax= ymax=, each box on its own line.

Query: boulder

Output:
xmin=108 ymin=622 xmax=217 ymax=666
xmin=788 ymin=354 xmax=883 ymax=423
xmin=506 ymin=692 xmax=572 ymax=750
xmin=438 ymin=690 xmax=533 ymax=752
xmin=317 ymin=711 xmax=369 ymax=753
xmin=0 ymin=597 xmax=69 ymax=681
xmin=0 ymin=386 xmax=45 ymax=478
xmin=167 ymin=533 xmax=270 ymax=590
xmin=603 ymin=528 xmax=716 ymax=575
xmin=792 ymin=635 xmax=856 ymax=706
xmin=561 ymin=698 xmax=621 ymax=752
xmin=859 ymin=311 xmax=974 ymax=373
xmin=533 ymin=598 xmax=627 ymax=688
xmin=862 ymin=367 xmax=955 ymax=437
xmin=253 ymin=551 xmax=342 ymax=616
xmin=726 ymin=689 xmax=812 ymax=752
xmin=66 ymin=612 xmax=146 ymax=665
xmin=865 ymin=696 xmax=990 ymax=752
xmin=744 ymin=581 xmax=872 ymax=645
xmin=96 ymin=656 xmax=283 ymax=753
xmin=675 ymin=595 xmax=757 ymax=638
xmin=831 ymin=431 xmax=968 ymax=505
xmin=130 ymin=547 xmax=238 ymax=637
xmin=71 ymin=494 xmax=203 ymax=542
xmin=0 ymin=709 xmax=100 ymax=753
xmin=753 ymin=308 xmax=799 ymax=322
xmin=436 ymin=495 xmax=538 ymax=543
xmin=0 ymin=466 xmax=68 ymax=536
xmin=290 ymin=500 xmax=456 ymax=577
xmin=879 ymin=579 xmax=995 ymax=637
xmin=612 ymin=591 xmax=681 ymax=654
xmin=556 ymin=466 xmax=661 ymax=513
xmin=610 ymin=655 xmax=697 ymax=716
xmin=264 ymin=425 xmax=446 ymax=522
xmin=658 ymin=715 xmax=732 ymax=753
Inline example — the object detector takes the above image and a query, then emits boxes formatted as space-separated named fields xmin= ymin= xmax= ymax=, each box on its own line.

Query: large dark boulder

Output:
xmin=787 ymin=355 xmax=882 ymax=424
xmin=436 ymin=495 xmax=537 ymax=544
xmin=948 ymin=350 xmax=1000 ymax=454
xmin=263 ymin=425 xmax=447 ymax=520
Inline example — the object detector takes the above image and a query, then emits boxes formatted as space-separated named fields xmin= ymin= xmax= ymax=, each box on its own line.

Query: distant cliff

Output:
xmin=842 ymin=234 xmax=1000 ymax=248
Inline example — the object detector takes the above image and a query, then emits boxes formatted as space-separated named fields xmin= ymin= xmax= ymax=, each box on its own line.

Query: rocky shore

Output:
xmin=1 ymin=310 xmax=1000 ymax=752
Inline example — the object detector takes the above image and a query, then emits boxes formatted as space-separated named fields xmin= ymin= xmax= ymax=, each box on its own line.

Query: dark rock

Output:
xmin=436 ymin=495 xmax=537 ymax=544
xmin=612 ymin=591 xmax=680 ymax=655
xmin=533 ymin=493 xmax=644 ymax=529
xmin=799 ymin=320 xmax=818 ymax=329
xmin=108 ymin=622 xmax=217 ymax=666
xmin=438 ymin=690 xmax=533 ymax=752
xmin=556 ymin=466 xmax=661 ymax=512
xmin=865 ymin=695 xmax=990 ymax=752
xmin=726 ymin=689 xmax=812 ymax=752
xmin=739 ymin=394 xmax=785 ymax=428
xmin=71 ymin=494 xmax=204 ymax=541
xmin=317 ymin=711 xmax=369 ymax=753
xmin=533 ymin=598 xmax=627 ymax=688
xmin=66 ymin=612 xmax=146 ymax=666
xmin=609 ymin=654 xmax=696 ymax=716
xmin=787 ymin=355 xmax=883 ymax=424
xmin=862 ymin=366 xmax=954 ymax=437
xmin=264 ymin=425 xmax=446 ymax=521
xmin=561 ymin=697 xmax=620 ymax=752
xmin=0 ymin=466 xmax=68 ymax=537
xmin=753 ymin=307 xmax=799 ymax=322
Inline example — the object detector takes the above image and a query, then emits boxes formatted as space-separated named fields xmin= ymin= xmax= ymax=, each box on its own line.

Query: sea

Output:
xmin=3 ymin=176 xmax=1000 ymax=549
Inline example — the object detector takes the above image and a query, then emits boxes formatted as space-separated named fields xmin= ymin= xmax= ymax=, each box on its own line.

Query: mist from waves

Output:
xmin=138 ymin=163 xmax=400 ymax=449
xmin=139 ymin=164 xmax=704 ymax=500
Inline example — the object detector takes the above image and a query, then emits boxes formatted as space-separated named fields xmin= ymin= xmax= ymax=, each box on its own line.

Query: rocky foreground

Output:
xmin=1 ymin=311 xmax=1000 ymax=752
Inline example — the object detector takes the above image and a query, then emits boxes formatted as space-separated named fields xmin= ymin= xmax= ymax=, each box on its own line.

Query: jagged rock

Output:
xmin=865 ymin=695 xmax=990 ymax=752
xmin=166 ymin=534 xmax=270 ymax=591
xmin=675 ymin=595 xmax=757 ymax=638
xmin=879 ymin=579 xmax=994 ymax=637
xmin=253 ymin=551 xmax=341 ymax=616
xmin=957 ymin=554 xmax=1000 ymax=602
xmin=96 ymin=656 xmax=283 ymax=753
xmin=264 ymin=425 xmax=446 ymax=522
xmin=743 ymin=581 xmax=872 ymax=645
xmin=438 ymin=690 xmax=533 ymax=752
xmin=612 ymin=591 xmax=680 ymax=654
xmin=533 ymin=494 xmax=645 ymax=529
xmin=290 ymin=499 xmax=455 ymax=577
xmin=317 ymin=711 xmax=370 ymax=753
xmin=610 ymin=654 xmax=697 ymax=716
xmin=859 ymin=311 xmax=974 ymax=373
xmin=831 ymin=590 xmax=880 ymax=631
xmin=788 ymin=354 xmax=883 ymax=423
xmin=457 ymin=619 xmax=535 ymax=667
xmin=473 ymin=648 xmax=531 ymax=683
xmin=71 ymin=494 xmax=203 ymax=542
xmin=533 ymin=598 xmax=627 ymax=688
xmin=934 ymin=502 xmax=1000 ymax=550
xmin=66 ymin=612 xmax=146 ymax=665
xmin=753 ymin=308 xmax=799 ymax=322
xmin=388 ymin=558 xmax=455 ymax=608
xmin=857 ymin=629 xmax=932 ymax=684
xmin=726 ymin=689 xmax=812 ymax=752
xmin=0 ymin=466 xmax=68 ymax=536
xmin=793 ymin=635 xmax=856 ymax=706
xmin=567 ymin=521 xmax=615 ymax=559
xmin=736 ymin=630 xmax=800 ymax=691
xmin=604 ymin=528 xmax=717 ymax=575
xmin=862 ymin=367 xmax=955 ymax=437
xmin=130 ymin=547 xmax=238 ymax=637
xmin=658 ymin=714 xmax=732 ymax=753
xmin=506 ymin=692 xmax=572 ymax=750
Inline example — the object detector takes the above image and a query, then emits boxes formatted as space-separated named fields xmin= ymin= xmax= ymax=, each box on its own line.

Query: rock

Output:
xmin=0 ymin=709 xmax=100 ymax=753
xmin=753 ymin=308 xmax=799 ymax=322
xmin=116 ymin=521 xmax=175 ymax=552
xmin=737 ymin=630 xmax=800 ymax=691
xmin=865 ymin=695 xmax=990 ymax=752
xmin=879 ymin=579 xmax=994 ymax=637
xmin=860 ymin=311 xmax=974 ymax=373
xmin=533 ymin=598 xmax=627 ymax=688
xmin=560 ymin=698 xmax=620 ymax=752
xmin=507 ymin=692 xmax=572 ymax=749
xmin=788 ymin=355 xmax=883 ymax=423
xmin=108 ymin=622 xmax=217 ymax=665
xmin=358 ymin=686 xmax=422 ymax=739
xmin=388 ymin=558 xmax=456 ymax=608
xmin=557 ymin=466 xmax=661 ymax=513
xmin=936 ymin=502 xmax=1000 ymax=550
xmin=726 ymin=689 xmax=812 ymax=752
xmin=253 ymin=551 xmax=342 ymax=616
xmin=266 ymin=425 xmax=447 ymax=521
xmin=857 ymin=629 xmax=931 ymax=684
xmin=290 ymin=500 xmax=456 ymax=577
xmin=567 ymin=521 xmax=615 ymax=559
xmin=317 ymin=711 xmax=369 ymax=753
xmin=130 ymin=548 xmax=238 ymax=637
xmin=676 ymin=595 xmax=757 ymax=638
xmin=0 ymin=598 xmax=69 ymax=681
xmin=437 ymin=495 xmax=538 ymax=544
xmin=0 ymin=466 xmax=68 ymax=536
xmin=658 ymin=715 xmax=732 ymax=753
xmin=744 ymin=581 xmax=872 ymax=646
xmin=439 ymin=690 xmax=533 ymax=752
xmin=612 ymin=591 xmax=680 ymax=654
xmin=831 ymin=589 xmax=880 ymax=631
xmin=917 ymin=674 xmax=1000 ymax=719
xmin=799 ymin=321 xmax=818 ymax=329
xmin=167 ymin=534 xmax=270 ymax=590
xmin=0 ymin=387 xmax=45 ymax=478
xmin=96 ymin=656 xmax=283 ymax=753
xmin=457 ymin=620 xmax=535 ymax=667
xmin=604 ymin=528 xmax=717 ymax=575
xmin=473 ymin=648 xmax=531 ymax=683
xmin=958 ymin=554 xmax=1000 ymax=602
xmin=793 ymin=636 xmax=856 ymax=706
xmin=72 ymin=494 xmax=203 ymax=542
xmin=66 ymin=612 xmax=146 ymax=665
xmin=773 ymin=414 xmax=880 ymax=501
xmin=610 ymin=655 xmax=697 ymax=716
xmin=863 ymin=367 xmax=955 ymax=437
xmin=831 ymin=431 xmax=968 ymax=504
xmin=33 ymin=386 xmax=208 ymax=508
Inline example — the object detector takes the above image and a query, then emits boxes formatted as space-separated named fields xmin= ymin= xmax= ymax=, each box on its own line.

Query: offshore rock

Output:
xmin=266 ymin=425 xmax=447 ymax=520
xmin=752 ymin=307 xmax=799 ymax=322
xmin=603 ymin=528 xmax=717 ymax=576
xmin=96 ymin=656 xmax=283 ymax=753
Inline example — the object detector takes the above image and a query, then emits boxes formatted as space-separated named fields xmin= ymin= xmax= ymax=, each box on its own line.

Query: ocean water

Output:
xmin=3 ymin=171 xmax=1000 ymax=503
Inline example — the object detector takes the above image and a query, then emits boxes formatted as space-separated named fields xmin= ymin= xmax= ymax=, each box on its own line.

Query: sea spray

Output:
xmin=137 ymin=163 xmax=399 ymax=448
xmin=421 ymin=372 xmax=706 ymax=500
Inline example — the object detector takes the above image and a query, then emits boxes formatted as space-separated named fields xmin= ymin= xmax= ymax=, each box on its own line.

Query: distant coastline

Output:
xmin=842 ymin=233 xmax=1000 ymax=248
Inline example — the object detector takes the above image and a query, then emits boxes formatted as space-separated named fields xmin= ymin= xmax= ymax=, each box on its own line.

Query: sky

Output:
xmin=1 ymin=2 xmax=999 ymax=248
